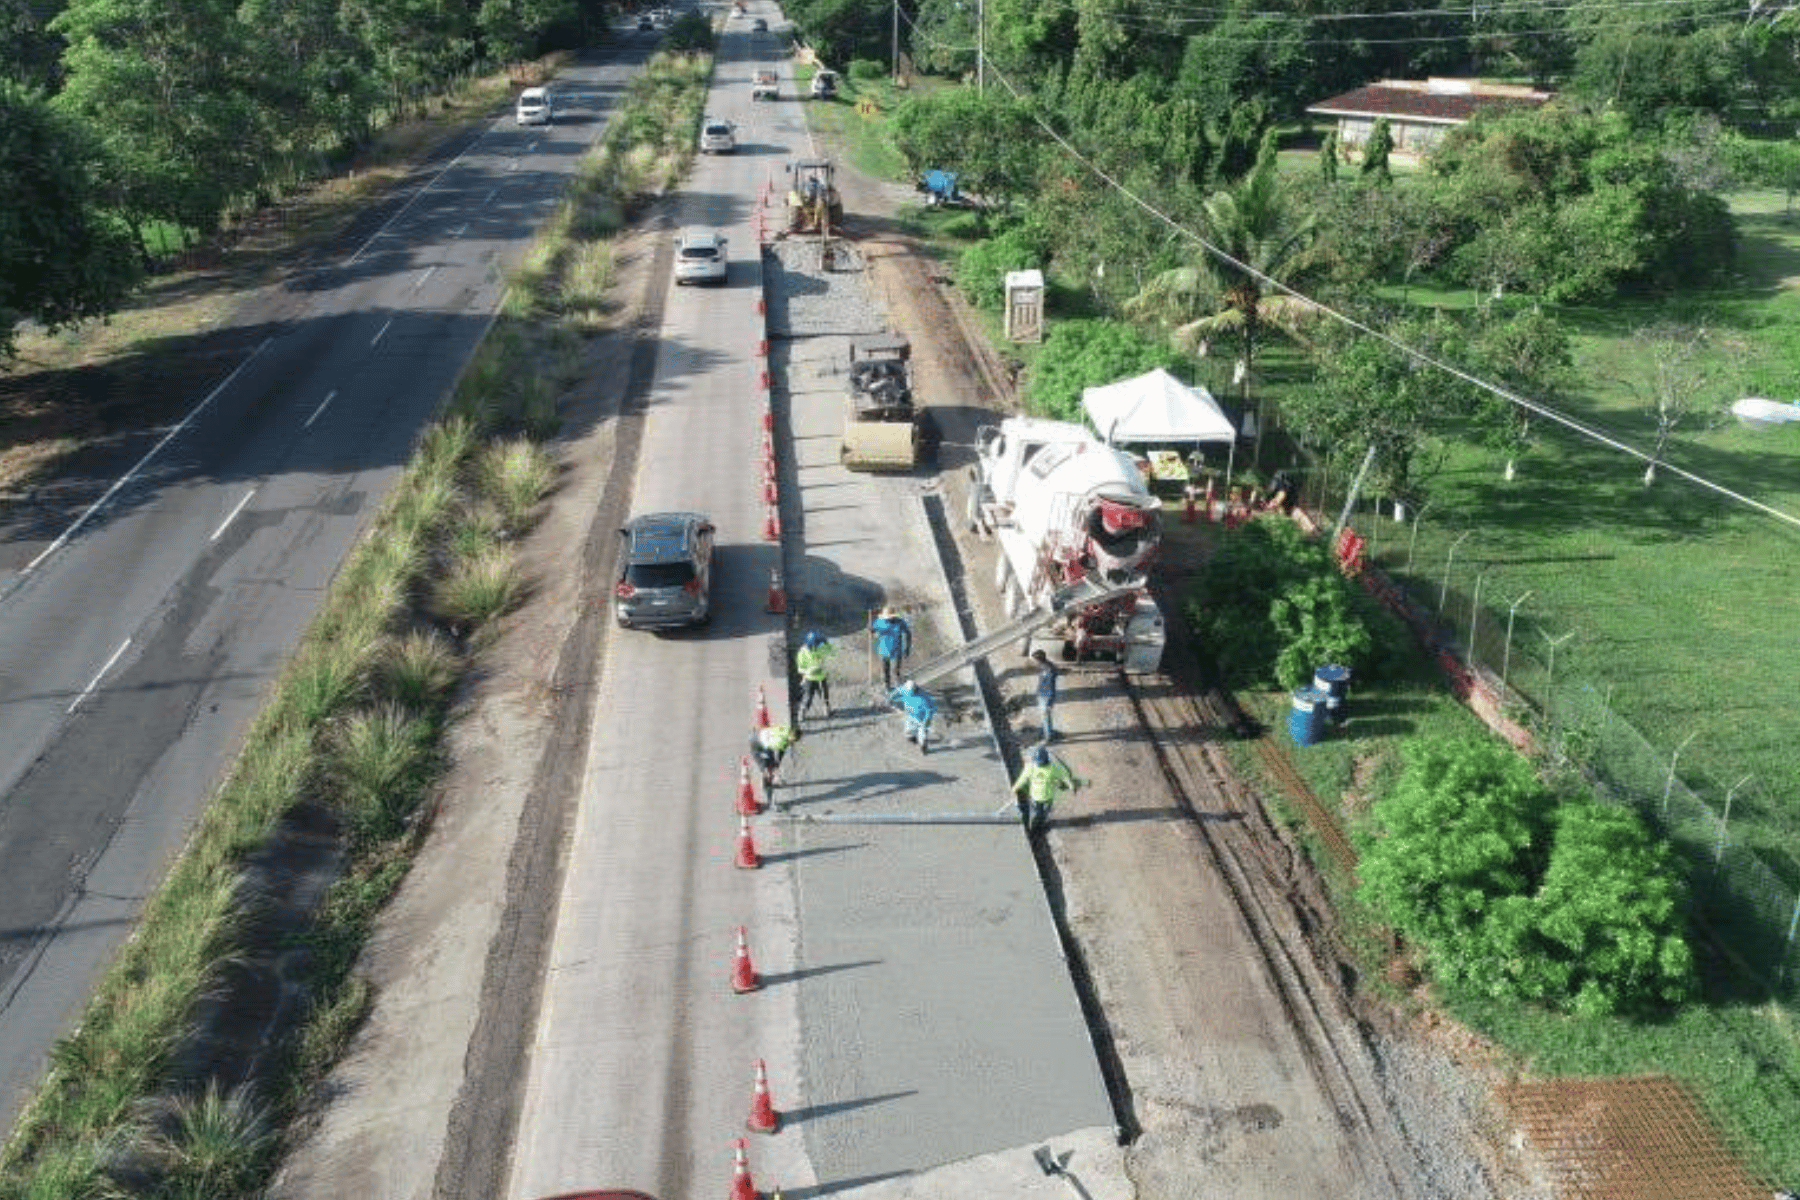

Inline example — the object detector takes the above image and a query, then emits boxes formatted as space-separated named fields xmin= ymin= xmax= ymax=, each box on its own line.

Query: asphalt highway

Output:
xmin=0 ymin=41 xmax=659 ymax=1130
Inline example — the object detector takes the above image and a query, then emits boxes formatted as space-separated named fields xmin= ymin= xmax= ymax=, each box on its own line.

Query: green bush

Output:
xmin=1358 ymin=738 xmax=1695 ymax=1015
xmin=848 ymin=58 xmax=884 ymax=80
xmin=1023 ymin=318 xmax=1185 ymax=421
xmin=1269 ymin=575 xmax=1375 ymax=690
xmin=955 ymin=225 xmax=1041 ymax=311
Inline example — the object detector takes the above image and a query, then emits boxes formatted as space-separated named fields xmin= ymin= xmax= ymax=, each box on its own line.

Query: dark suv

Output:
xmin=615 ymin=512 xmax=715 ymax=629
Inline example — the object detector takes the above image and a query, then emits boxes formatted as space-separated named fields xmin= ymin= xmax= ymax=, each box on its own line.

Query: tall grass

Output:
xmin=480 ymin=438 xmax=555 ymax=528
xmin=432 ymin=546 xmax=521 ymax=628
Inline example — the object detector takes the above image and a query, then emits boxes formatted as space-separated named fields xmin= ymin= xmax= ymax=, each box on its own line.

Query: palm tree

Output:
xmin=1126 ymin=130 xmax=1322 ymax=465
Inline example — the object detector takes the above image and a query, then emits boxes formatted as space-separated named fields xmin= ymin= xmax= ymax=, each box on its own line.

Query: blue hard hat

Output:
xmin=804 ymin=630 xmax=824 ymax=647
xmin=1032 ymin=745 xmax=1051 ymax=765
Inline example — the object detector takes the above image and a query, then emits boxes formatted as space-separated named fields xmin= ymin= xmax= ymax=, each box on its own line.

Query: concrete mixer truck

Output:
xmin=964 ymin=416 xmax=1166 ymax=673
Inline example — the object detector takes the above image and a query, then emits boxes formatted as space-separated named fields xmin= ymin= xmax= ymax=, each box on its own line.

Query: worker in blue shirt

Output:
xmin=1031 ymin=648 xmax=1062 ymax=742
xmin=887 ymin=679 xmax=937 ymax=754
xmin=870 ymin=605 xmax=913 ymax=689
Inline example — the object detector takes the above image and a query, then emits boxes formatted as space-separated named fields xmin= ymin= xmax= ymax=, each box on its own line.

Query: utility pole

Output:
xmin=977 ymin=0 xmax=985 ymax=90
xmin=892 ymin=0 xmax=900 ymax=83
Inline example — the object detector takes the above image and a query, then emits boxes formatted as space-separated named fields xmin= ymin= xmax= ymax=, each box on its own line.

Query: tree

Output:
xmin=0 ymin=79 xmax=140 ymax=360
xmin=889 ymin=89 xmax=1043 ymax=211
xmin=477 ymin=0 xmax=578 ymax=72
xmin=1427 ymin=106 xmax=1736 ymax=301
xmin=1628 ymin=322 xmax=1736 ymax=486
xmin=1124 ymin=130 xmax=1321 ymax=462
xmin=1360 ymin=117 xmax=1393 ymax=184
xmin=51 ymin=0 xmax=276 ymax=239
xmin=1318 ymin=130 xmax=1338 ymax=185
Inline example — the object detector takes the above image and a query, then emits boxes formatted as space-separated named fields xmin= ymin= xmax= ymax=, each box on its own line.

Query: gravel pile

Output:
xmin=763 ymin=237 xmax=890 ymax=339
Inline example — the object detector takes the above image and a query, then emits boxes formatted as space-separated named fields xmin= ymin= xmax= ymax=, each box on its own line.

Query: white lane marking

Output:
xmin=412 ymin=266 xmax=437 ymax=292
xmin=507 ymin=160 xmax=519 ymax=172
xmin=304 ymin=389 xmax=336 ymax=428
xmin=371 ymin=318 xmax=393 ymax=347
xmin=68 ymin=638 xmax=131 ymax=714
xmin=452 ymin=223 xmax=469 ymax=237
xmin=210 ymin=488 xmax=257 ymax=542
xmin=485 ymin=189 xmax=498 ymax=204
xmin=19 ymin=339 xmax=272 ymax=579
xmin=344 ymin=133 xmax=494 ymax=266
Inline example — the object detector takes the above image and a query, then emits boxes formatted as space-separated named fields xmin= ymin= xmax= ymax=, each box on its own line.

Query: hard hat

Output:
xmin=898 ymin=679 xmax=915 ymax=693
xmin=1032 ymin=745 xmax=1051 ymax=765
xmin=879 ymin=605 xmax=897 ymax=619
xmin=804 ymin=630 xmax=824 ymax=647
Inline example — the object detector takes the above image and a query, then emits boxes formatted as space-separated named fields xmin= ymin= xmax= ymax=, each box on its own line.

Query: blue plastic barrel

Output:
xmin=1314 ymin=664 xmax=1352 ymax=725
xmin=1289 ymin=687 xmax=1327 ymax=746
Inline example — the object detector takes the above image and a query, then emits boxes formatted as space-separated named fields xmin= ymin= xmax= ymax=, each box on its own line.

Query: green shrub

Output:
xmin=1023 ymin=318 xmax=1185 ymax=421
xmin=956 ymin=225 xmax=1040 ymax=311
xmin=1269 ymin=574 xmax=1376 ymax=691
xmin=1358 ymin=738 xmax=1694 ymax=1015
xmin=848 ymin=58 xmax=884 ymax=80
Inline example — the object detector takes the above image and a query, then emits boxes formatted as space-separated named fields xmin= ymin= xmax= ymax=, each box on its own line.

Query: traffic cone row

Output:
xmin=765 ymin=568 xmax=786 ymax=614
xmin=754 ymin=686 xmax=771 ymax=729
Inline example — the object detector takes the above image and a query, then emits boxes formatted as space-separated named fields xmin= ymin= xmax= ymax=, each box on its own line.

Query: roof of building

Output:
xmin=1307 ymin=78 xmax=1552 ymax=126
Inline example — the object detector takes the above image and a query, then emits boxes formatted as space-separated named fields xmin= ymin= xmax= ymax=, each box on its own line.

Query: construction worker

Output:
xmin=887 ymin=679 xmax=937 ymax=754
xmin=1030 ymin=648 xmax=1062 ymax=742
xmin=870 ymin=605 xmax=913 ymax=689
xmin=750 ymin=723 xmax=801 ymax=790
xmin=1011 ymin=744 xmax=1083 ymax=835
xmin=796 ymin=630 xmax=835 ymax=720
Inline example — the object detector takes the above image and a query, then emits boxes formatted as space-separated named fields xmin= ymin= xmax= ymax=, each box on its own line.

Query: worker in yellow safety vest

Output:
xmin=796 ymin=630 xmax=836 ymax=721
xmin=750 ymin=724 xmax=801 ymax=790
xmin=1010 ymin=744 xmax=1083 ymax=835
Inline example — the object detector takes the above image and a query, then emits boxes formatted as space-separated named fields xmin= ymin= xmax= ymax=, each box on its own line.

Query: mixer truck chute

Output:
xmin=967 ymin=417 xmax=1166 ymax=673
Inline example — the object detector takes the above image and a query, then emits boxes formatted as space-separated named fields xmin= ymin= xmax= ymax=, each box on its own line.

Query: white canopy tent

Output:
xmin=1082 ymin=367 xmax=1239 ymax=485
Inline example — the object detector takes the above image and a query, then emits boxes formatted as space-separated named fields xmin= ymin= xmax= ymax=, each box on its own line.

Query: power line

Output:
xmin=966 ymin=58 xmax=1800 ymax=530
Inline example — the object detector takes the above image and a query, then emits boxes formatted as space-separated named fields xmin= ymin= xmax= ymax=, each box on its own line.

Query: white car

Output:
xmin=515 ymin=87 xmax=553 ymax=125
xmin=699 ymin=117 xmax=736 ymax=154
xmin=674 ymin=229 xmax=728 ymax=285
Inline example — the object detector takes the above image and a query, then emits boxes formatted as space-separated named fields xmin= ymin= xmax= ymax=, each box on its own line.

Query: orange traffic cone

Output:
xmin=735 ymin=815 xmax=761 ymax=870
xmin=762 ymin=475 xmax=777 ymax=506
xmin=731 ymin=926 xmax=761 ymax=994
xmin=755 ymin=686 xmax=771 ymax=729
xmin=1183 ymin=485 xmax=1197 ymax=525
xmin=765 ymin=568 xmax=786 ymax=615
xmin=761 ymin=504 xmax=781 ymax=542
xmin=747 ymin=1059 xmax=781 ymax=1134
xmin=761 ymin=431 xmax=775 ymax=463
xmin=737 ymin=757 xmax=762 ymax=815
xmin=730 ymin=1138 xmax=757 ymax=1200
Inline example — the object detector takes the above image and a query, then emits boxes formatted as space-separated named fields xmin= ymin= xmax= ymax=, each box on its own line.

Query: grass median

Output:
xmin=0 ymin=48 xmax=711 ymax=1200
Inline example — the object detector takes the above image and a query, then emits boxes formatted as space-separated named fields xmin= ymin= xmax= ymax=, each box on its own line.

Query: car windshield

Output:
xmin=627 ymin=561 xmax=695 ymax=588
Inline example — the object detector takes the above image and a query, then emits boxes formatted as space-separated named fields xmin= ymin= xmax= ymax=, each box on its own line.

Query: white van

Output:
xmin=516 ymin=87 xmax=553 ymax=126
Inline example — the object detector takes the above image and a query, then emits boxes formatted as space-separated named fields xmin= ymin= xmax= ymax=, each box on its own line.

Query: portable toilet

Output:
xmin=1004 ymin=269 xmax=1045 ymax=343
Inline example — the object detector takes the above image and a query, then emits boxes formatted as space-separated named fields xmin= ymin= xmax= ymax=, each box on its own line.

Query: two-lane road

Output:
xmin=0 ymin=44 xmax=657 ymax=1129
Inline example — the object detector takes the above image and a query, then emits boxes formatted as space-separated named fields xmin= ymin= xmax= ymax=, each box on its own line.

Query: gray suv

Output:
xmin=615 ymin=512 xmax=715 ymax=629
